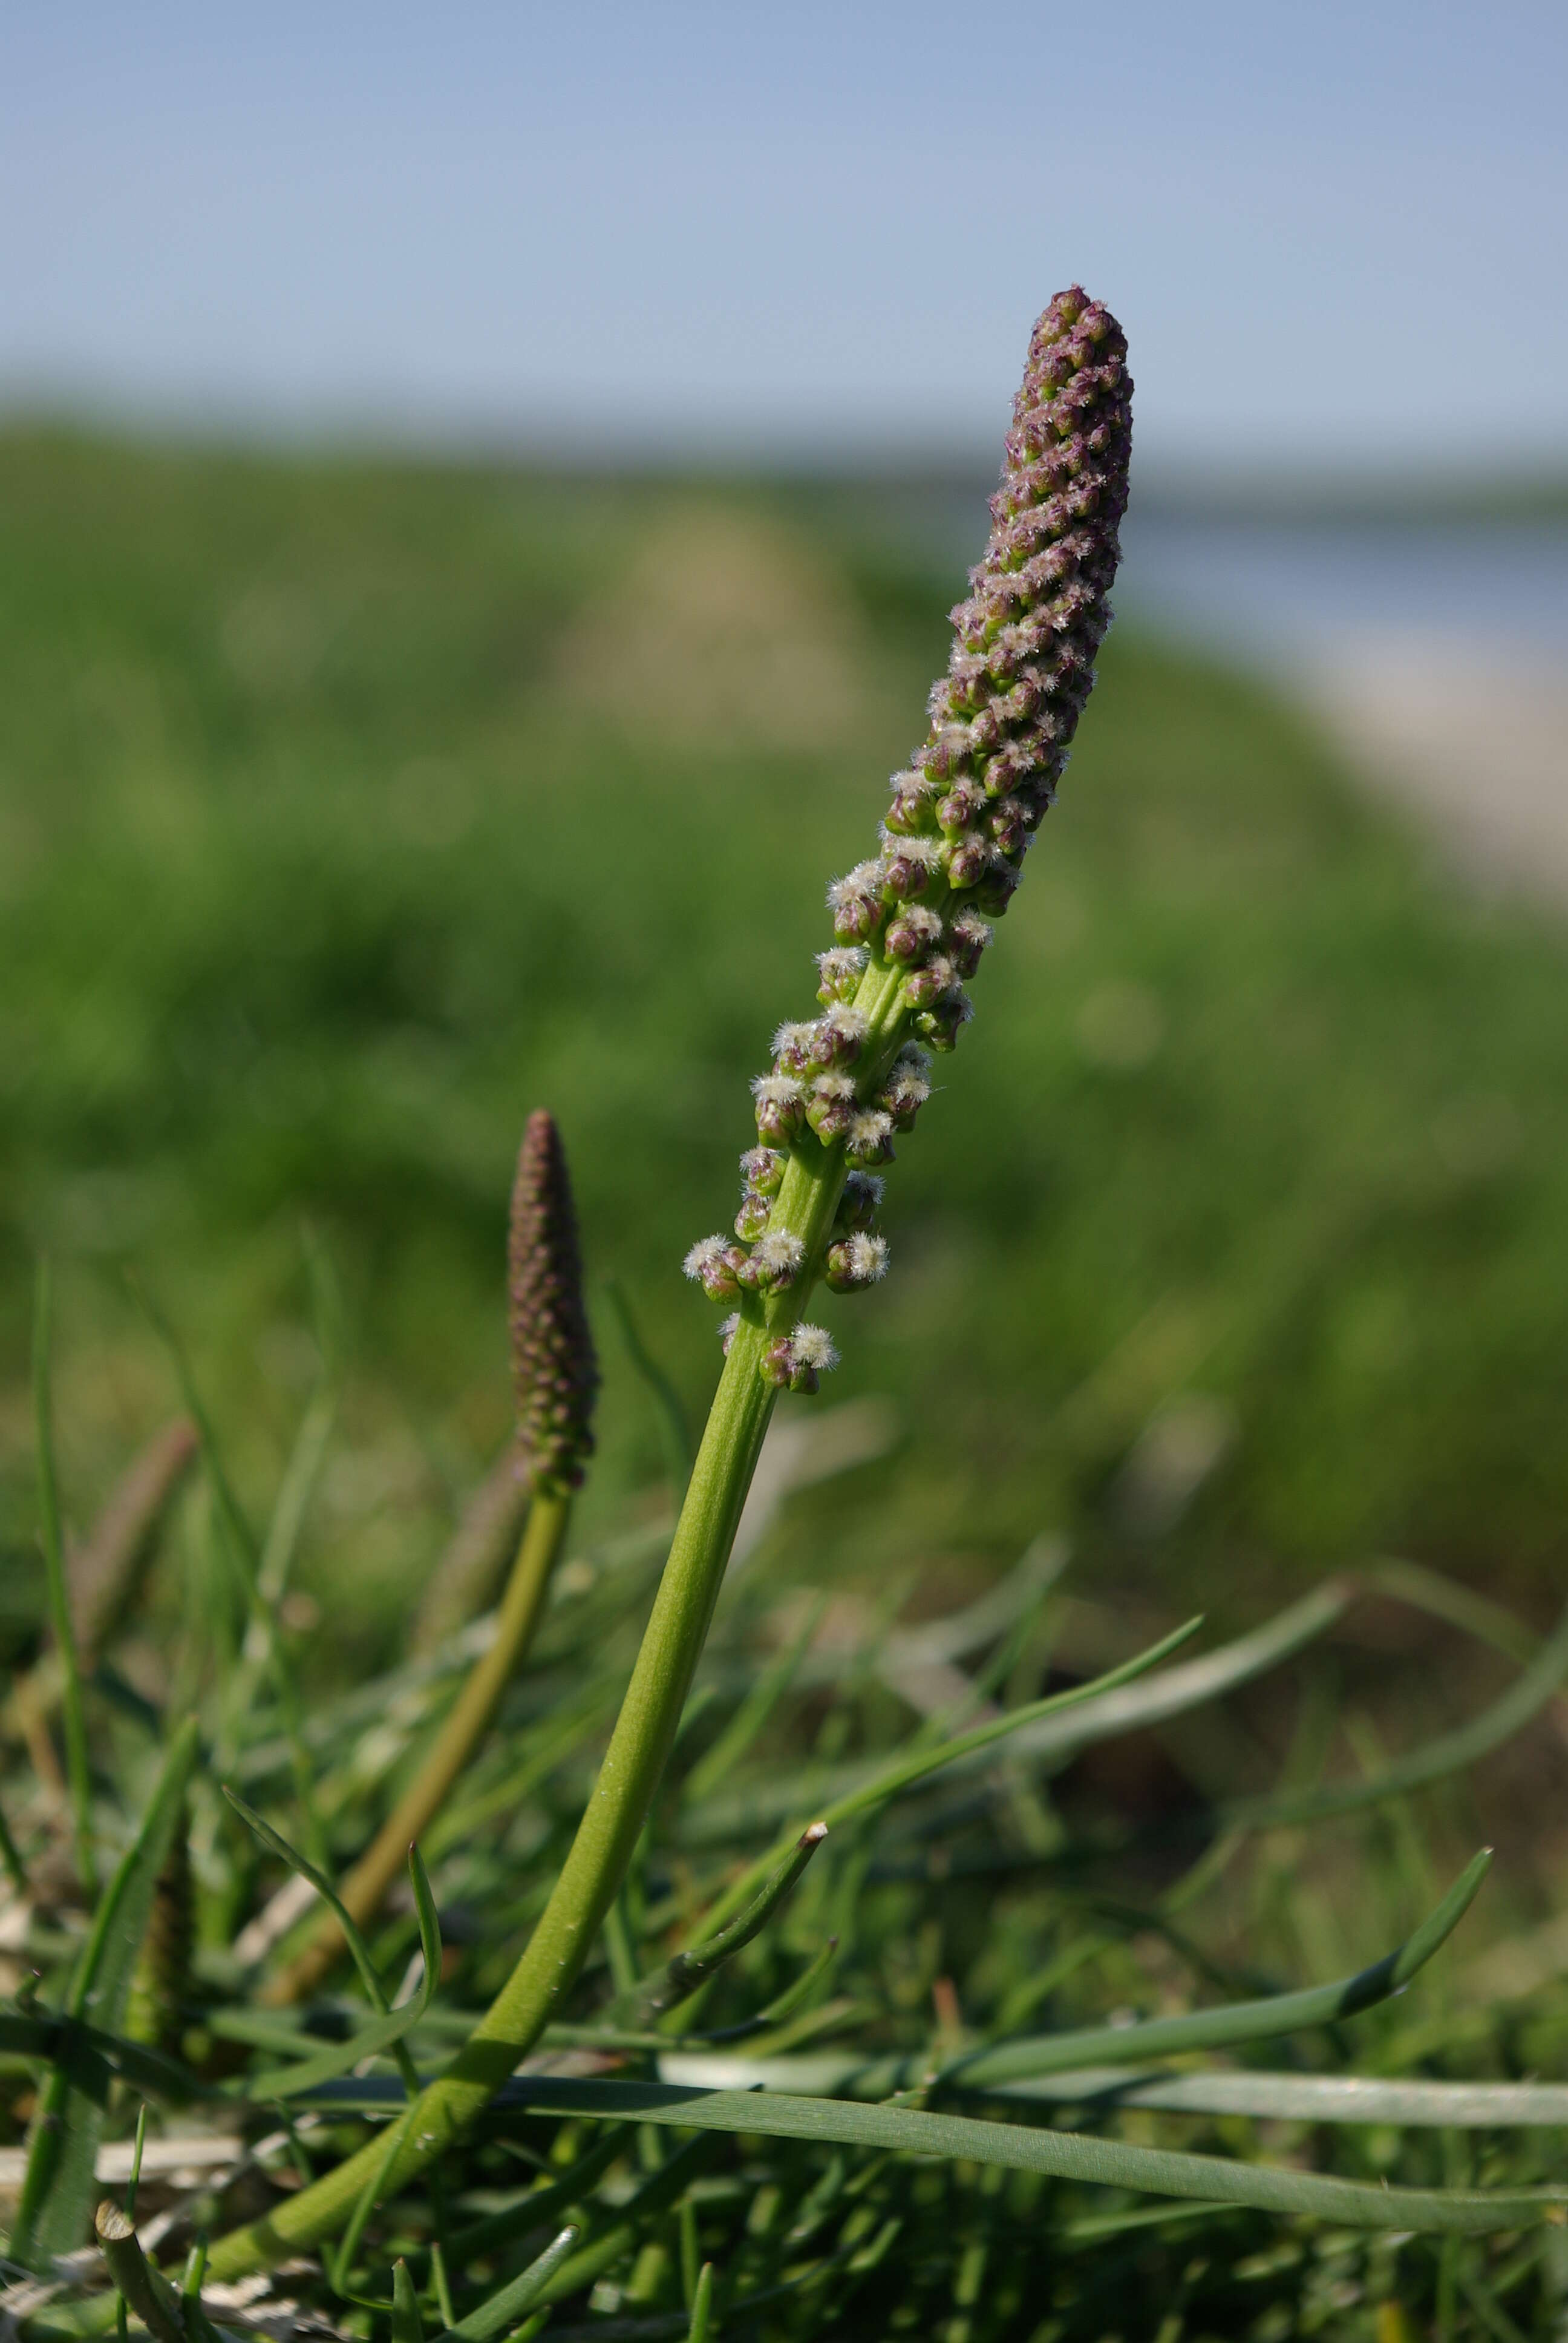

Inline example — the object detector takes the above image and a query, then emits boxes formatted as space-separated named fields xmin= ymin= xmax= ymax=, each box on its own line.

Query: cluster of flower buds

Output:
xmin=685 ymin=288 xmax=1131 ymax=1390
xmin=509 ymin=1110 xmax=600 ymax=1494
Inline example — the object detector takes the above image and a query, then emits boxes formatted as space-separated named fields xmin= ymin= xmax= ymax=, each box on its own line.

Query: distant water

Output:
xmin=1116 ymin=513 xmax=1568 ymax=669
xmin=878 ymin=488 xmax=1568 ymax=671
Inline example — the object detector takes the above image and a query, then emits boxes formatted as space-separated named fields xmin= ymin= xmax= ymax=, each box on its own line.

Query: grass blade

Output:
xmin=33 ymin=1259 xmax=94 ymax=1896
xmin=613 ymin=1822 xmax=829 ymax=2027
xmin=692 ymin=1617 xmax=1204 ymax=1935
xmin=492 ymin=2077 xmax=1568 ymax=2235
xmin=440 ymin=2223 xmax=580 ymax=2339
xmin=11 ymin=1717 xmax=201 ymax=2267
xmin=683 ymin=1581 xmax=1350 ymax=1850
xmin=221 ymin=1817 xmax=442 ymax=2098
xmin=988 ymin=2066 xmax=1568 ymax=2126
xmin=1230 ymin=1604 xmax=1568 ymax=1829
xmin=606 ymin=1276 xmax=692 ymax=1496
xmin=936 ymin=1849 xmax=1492 ymax=2090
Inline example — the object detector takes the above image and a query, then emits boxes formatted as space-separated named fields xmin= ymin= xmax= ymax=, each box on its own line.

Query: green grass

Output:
xmin=2 ymin=427 xmax=1568 ymax=1677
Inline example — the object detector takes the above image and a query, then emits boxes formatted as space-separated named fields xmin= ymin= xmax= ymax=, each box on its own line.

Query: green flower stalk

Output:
xmin=205 ymin=289 xmax=1131 ymax=2279
xmin=264 ymin=1110 xmax=595 ymax=2007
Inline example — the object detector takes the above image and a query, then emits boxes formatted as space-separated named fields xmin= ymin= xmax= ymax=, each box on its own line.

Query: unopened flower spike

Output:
xmin=684 ymin=287 xmax=1129 ymax=1394
xmin=509 ymin=1109 xmax=599 ymax=1495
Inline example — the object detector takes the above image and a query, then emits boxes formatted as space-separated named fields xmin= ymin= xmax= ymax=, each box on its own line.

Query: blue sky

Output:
xmin=4 ymin=1 xmax=1564 ymax=469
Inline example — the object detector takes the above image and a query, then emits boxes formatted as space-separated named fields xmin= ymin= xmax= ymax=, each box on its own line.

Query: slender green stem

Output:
xmin=33 ymin=1260 xmax=94 ymax=1896
xmin=266 ymin=1490 xmax=572 ymax=2007
xmin=207 ymin=1204 xmax=851 ymax=2278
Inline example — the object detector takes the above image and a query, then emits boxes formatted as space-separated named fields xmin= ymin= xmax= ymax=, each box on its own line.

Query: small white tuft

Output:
xmin=812 ymin=1072 xmax=856 ymax=1103
xmin=821 ymin=1004 xmax=869 ymax=1044
xmin=771 ymin=1019 xmax=817 ymax=1057
xmin=791 ymin=1324 xmax=839 ymax=1372
xmin=884 ymin=1067 xmax=930 ymax=1111
xmin=952 ymin=911 xmax=992 ymax=948
xmin=895 ymin=905 xmax=943 ymax=944
xmin=817 ymin=945 xmax=867 ymax=983
xmin=828 ymin=859 xmax=885 ymax=910
xmin=753 ymin=1229 xmax=805 ymax=1278
xmin=878 ymin=830 xmax=944 ymax=869
xmin=843 ymin=1170 xmax=885 ymax=1210
xmin=848 ymin=1110 xmax=894 ymax=1151
xmin=682 ymin=1235 xmax=729 ymax=1283
xmin=844 ymin=1233 xmax=889 ymax=1283
xmin=719 ymin=1312 xmax=740 ymax=1352
xmin=751 ymin=1072 xmax=804 ymax=1106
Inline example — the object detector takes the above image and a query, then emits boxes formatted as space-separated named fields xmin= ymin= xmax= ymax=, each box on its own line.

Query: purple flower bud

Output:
xmin=812 ymin=1004 xmax=869 ymax=1070
xmin=825 ymin=1231 xmax=890 ymax=1293
xmin=915 ymin=987 xmax=974 ymax=1052
xmin=974 ymin=860 xmax=1022 ymax=917
xmin=683 ymin=1233 xmax=748 ymax=1302
xmin=845 ymin=1109 xmax=897 ymax=1167
xmin=835 ymin=1170 xmax=884 ymax=1233
xmin=944 ymin=834 xmax=993 ymax=891
xmin=884 ymin=769 xmax=942 ymax=836
xmin=884 ymin=903 xmax=944 ymax=964
xmin=760 ymin=1336 xmax=795 ymax=1389
xmin=878 ymin=1044 xmax=932 ymax=1132
xmin=735 ymin=1228 xmax=807 ymax=1295
xmin=508 ymin=1110 xmax=599 ymax=1495
xmin=901 ymin=952 xmax=956 ymax=1009
xmin=936 ymin=779 xmax=986 ymax=836
xmin=734 ymin=1188 xmax=773 ymax=1241
xmin=948 ymin=910 xmax=992 ymax=979
xmin=771 ymin=1020 xmax=820 ymax=1076
xmin=879 ymin=832 xmax=944 ymax=903
xmin=988 ymin=796 xmax=1034 ymax=860
xmin=815 ymin=945 xmax=867 ymax=1005
xmin=740 ymin=1144 xmax=788 ymax=1196
xmin=753 ymin=1072 xmax=806 ymax=1142
xmin=828 ymin=860 xmax=888 ymax=943
xmin=805 ymin=1072 xmax=859 ymax=1142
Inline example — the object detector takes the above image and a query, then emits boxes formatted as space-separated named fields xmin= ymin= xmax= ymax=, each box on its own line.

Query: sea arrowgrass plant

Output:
xmin=188 ymin=285 xmax=1137 ymax=2279
xmin=18 ymin=297 xmax=1568 ymax=2343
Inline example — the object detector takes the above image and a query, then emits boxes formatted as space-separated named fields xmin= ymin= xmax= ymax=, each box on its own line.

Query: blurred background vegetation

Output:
xmin=3 ymin=425 xmax=1566 ymax=1677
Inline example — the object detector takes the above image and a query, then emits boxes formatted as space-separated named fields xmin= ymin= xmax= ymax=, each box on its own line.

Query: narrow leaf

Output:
xmin=440 ymin=2223 xmax=579 ymax=2339
xmin=1230 ymin=1605 xmax=1568 ymax=1829
xmin=613 ymin=1823 xmax=829 ymax=2027
xmin=11 ymin=1717 xmax=200 ymax=2267
xmin=936 ymin=1849 xmax=1492 ymax=2091
xmin=494 ymin=2077 xmax=1567 ymax=2235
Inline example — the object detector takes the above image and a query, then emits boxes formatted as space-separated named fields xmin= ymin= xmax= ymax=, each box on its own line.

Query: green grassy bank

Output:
xmin=3 ymin=428 xmax=1566 ymax=1660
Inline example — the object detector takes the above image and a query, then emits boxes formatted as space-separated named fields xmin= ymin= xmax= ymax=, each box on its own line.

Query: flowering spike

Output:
xmin=684 ymin=290 xmax=1129 ymax=1395
xmin=509 ymin=1110 xmax=599 ymax=1495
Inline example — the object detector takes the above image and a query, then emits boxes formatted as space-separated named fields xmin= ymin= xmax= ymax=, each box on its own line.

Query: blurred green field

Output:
xmin=4 ymin=427 xmax=1567 ymax=1661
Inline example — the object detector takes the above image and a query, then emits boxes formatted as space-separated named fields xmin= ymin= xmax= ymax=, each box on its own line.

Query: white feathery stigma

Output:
xmin=771 ymin=1020 xmax=818 ymax=1059
xmin=843 ymin=1232 xmax=889 ymax=1283
xmin=752 ymin=1230 xmax=805 ymax=1279
xmin=719 ymin=1312 xmax=740 ymax=1353
xmin=791 ymin=1325 xmax=839 ymax=1372
xmin=879 ymin=830 xmax=944 ymax=868
xmin=751 ymin=1071 xmax=804 ymax=1106
xmin=820 ymin=1004 xmax=869 ymax=1045
xmin=682 ymin=1236 xmax=730 ymax=1282
xmin=827 ymin=859 xmax=884 ymax=909
xmin=848 ymin=1110 xmax=894 ymax=1151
